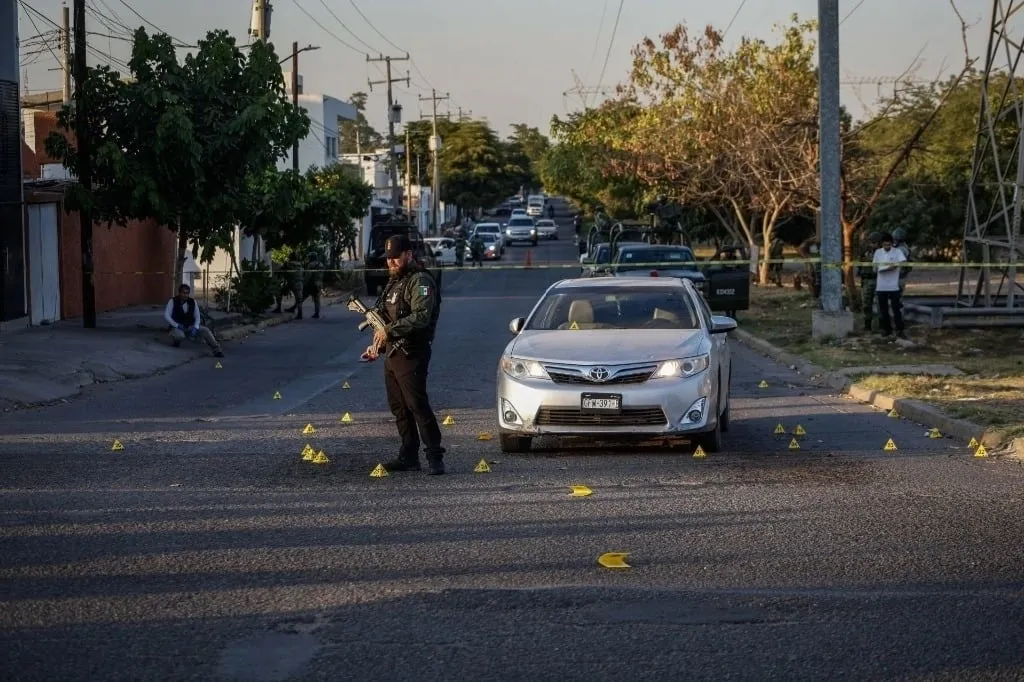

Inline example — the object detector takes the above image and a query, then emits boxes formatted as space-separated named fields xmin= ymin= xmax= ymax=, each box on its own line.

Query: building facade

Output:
xmin=1 ymin=0 xmax=26 ymax=325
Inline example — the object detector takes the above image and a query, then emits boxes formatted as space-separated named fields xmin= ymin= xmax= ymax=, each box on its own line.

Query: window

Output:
xmin=325 ymin=135 xmax=337 ymax=159
xmin=615 ymin=248 xmax=697 ymax=272
xmin=525 ymin=287 xmax=700 ymax=331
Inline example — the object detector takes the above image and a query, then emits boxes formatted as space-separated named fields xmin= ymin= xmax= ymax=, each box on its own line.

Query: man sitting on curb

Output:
xmin=163 ymin=284 xmax=225 ymax=357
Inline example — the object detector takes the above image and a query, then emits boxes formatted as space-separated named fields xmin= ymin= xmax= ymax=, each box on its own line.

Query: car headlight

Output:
xmin=654 ymin=354 xmax=710 ymax=378
xmin=500 ymin=356 xmax=549 ymax=380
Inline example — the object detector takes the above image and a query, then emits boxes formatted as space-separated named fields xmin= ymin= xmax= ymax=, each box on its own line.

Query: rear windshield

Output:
xmin=616 ymin=248 xmax=697 ymax=272
xmin=526 ymin=286 xmax=700 ymax=331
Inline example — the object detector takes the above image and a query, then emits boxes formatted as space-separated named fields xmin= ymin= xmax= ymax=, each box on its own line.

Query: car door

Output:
xmin=695 ymin=287 xmax=730 ymax=395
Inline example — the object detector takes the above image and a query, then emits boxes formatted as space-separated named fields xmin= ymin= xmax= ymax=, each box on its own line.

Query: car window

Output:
xmin=615 ymin=248 xmax=697 ymax=271
xmin=525 ymin=287 xmax=700 ymax=331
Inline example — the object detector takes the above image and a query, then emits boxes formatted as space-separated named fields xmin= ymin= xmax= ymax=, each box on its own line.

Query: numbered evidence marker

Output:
xmin=692 ymin=445 xmax=706 ymax=459
xmin=758 ymin=380 xmax=768 ymax=388
xmin=442 ymin=414 xmax=455 ymax=425
xmin=342 ymin=381 xmax=350 ymax=389
xmin=788 ymin=438 xmax=800 ymax=450
xmin=968 ymin=437 xmax=979 ymax=449
xmin=928 ymin=427 xmax=943 ymax=439
xmin=883 ymin=438 xmax=897 ymax=452
xmin=301 ymin=444 xmax=315 ymax=461
xmin=793 ymin=424 xmax=806 ymax=436
xmin=474 ymin=458 xmax=491 ymax=473
xmin=311 ymin=450 xmax=329 ymax=464
xmin=569 ymin=485 xmax=592 ymax=497
xmin=302 ymin=423 xmax=315 ymax=435
xmin=597 ymin=552 xmax=630 ymax=569
xmin=111 ymin=439 xmax=124 ymax=451
xmin=773 ymin=423 xmax=786 ymax=435
xmin=369 ymin=463 xmax=388 ymax=478
xmin=273 ymin=391 xmax=282 ymax=400
xmin=477 ymin=432 xmax=493 ymax=441
xmin=974 ymin=444 xmax=988 ymax=458
xmin=340 ymin=412 xmax=353 ymax=423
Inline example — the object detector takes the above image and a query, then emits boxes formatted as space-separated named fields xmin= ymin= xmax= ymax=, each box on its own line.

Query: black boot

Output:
xmin=426 ymin=459 xmax=444 ymax=475
xmin=384 ymin=457 xmax=421 ymax=472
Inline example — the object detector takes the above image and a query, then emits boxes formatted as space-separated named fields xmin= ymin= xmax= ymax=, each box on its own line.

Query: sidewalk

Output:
xmin=0 ymin=289 xmax=352 ymax=410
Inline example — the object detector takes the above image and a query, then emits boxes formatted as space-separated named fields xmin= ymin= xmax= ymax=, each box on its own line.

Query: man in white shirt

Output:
xmin=164 ymin=284 xmax=224 ymax=357
xmin=872 ymin=232 xmax=908 ymax=339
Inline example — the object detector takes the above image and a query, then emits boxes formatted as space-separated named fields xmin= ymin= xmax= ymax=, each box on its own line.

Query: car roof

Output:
xmin=551 ymin=277 xmax=686 ymax=290
xmin=619 ymin=244 xmax=694 ymax=254
xmin=475 ymin=223 xmax=500 ymax=229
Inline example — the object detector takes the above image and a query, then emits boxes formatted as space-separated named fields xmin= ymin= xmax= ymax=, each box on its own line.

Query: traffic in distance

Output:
xmin=363 ymin=193 xmax=751 ymax=455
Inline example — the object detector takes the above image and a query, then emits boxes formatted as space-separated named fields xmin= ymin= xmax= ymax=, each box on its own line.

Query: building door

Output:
xmin=0 ymin=77 xmax=27 ymax=322
xmin=26 ymin=203 xmax=61 ymax=324
xmin=0 ymin=203 xmax=26 ymax=322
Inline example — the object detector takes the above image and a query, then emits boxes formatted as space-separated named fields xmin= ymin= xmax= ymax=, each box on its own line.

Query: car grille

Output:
xmin=547 ymin=369 xmax=654 ymax=385
xmin=536 ymin=407 xmax=668 ymax=426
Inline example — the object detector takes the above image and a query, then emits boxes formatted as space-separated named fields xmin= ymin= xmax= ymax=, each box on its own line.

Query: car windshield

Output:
xmin=476 ymin=225 xmax=499 ymax=233
xmin=510 ymin=218 xmax=533 ymax=226
xmin=481 ymin=234 xmax=497 ymax=243
xmin=536 ymin=220 xmax=554 ymax=226
xmin=592 ymin=245 xmax=611 ymax=263
xmin=615 ymin=248 xmax=697 ymax=272
xmin=525 ymin=286 xmax=700 ymax=331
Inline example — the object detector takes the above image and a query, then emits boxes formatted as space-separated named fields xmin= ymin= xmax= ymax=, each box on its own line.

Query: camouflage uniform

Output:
xmin=858 ymin=232 xmax=883 ymax=332
xmin=299 ymin=252 xmax=324 ymax=319
xmin=768 ymin=237 xmax=785 ymax=286
xmin=281 ymin=260 xmax=304 ymax=318
xmin=469 ymin=235 xmax=484 ymax=267
xmin=454 ymin=231 xmax=467 ymax=268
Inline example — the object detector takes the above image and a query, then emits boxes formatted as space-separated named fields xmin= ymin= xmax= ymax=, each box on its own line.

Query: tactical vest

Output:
xmin=382 ymin=267 xmax=441 ymax=350
xmin=171 ymin=297 xmax=197 ymax=326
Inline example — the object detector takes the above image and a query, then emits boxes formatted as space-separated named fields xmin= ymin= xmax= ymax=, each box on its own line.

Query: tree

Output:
xmin=46 ymin=28 xmax=309 ymax=295
xmin=237 ymin=168 xmax=318 ymax=255
xmin=508 ymin=123 xmax=550 ymax=187
xmin=339 ymin=91 xmax=384 ymax=154
xmin=437 ymin=120 xmax=516 ymax=212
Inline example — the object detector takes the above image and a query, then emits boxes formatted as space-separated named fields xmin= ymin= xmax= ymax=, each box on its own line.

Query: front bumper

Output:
xmin=496 ymin=368 xmax=719 ymax=437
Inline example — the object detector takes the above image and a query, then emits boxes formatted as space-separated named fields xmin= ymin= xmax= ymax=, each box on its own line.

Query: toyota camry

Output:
xmin=496 ymin=277 xmax=736 ymax=453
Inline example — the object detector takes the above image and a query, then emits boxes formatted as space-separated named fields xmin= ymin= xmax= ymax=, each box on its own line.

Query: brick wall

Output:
xmin=59 ymin=211 xmax=177 ymax=319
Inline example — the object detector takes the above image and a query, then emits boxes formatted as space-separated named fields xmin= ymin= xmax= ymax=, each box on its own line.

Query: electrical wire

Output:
xmin=723 ymin=0 xmax=748 ymax=38
xmin=840 ymin=0 xmax=867 ymax=25
xmin=583 ymin=0 xmax=608 ymax=83
xmin=291 ymin=0 xmax=368 ymax=55
xmin=114 ymin=0 xmax=186 ymax=45
xmin=18 ymin=1 xmax=62 ymax=68
xmin=592 ymin=0 xmax=625 ymax=106
xmin=316 ymin=0 xmax=379 ymax=52
xmin=347 ymin=0 xmax=433 ymax=90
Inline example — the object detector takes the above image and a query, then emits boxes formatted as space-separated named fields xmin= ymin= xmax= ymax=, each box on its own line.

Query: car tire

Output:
xmin=500 ymin=434 xmax=532 ymax=453
xmin=719 ymin=402 xmax=730 ymax=432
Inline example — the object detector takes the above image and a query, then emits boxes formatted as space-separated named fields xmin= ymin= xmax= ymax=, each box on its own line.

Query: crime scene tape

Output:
xmin=84 ymin=259 xmax=1024 ymax=276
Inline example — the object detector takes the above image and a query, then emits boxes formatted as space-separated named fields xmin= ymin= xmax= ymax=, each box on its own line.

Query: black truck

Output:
xmin=363 ymin=216 xmax=442 ymax=296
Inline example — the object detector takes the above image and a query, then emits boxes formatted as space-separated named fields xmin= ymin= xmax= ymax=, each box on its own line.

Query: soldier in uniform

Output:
xmin=361 ymin=234 xmax=445 ymax=475
xmin=858 ymin=231 xmax=883 ymax=332
xmin=768 ymin=235 xmax=786 ymax=287
xmin=298 ymin=250 xmax=324 ymax=319
xmin=469 ymin=233 xmax=485 ymax=267
xmin=454 ymin=228 xmax=467 ymax=268
xmin=797 ymin=237 xmax=821 ymax=298
xmin=281 ymin=257 xmax=304 ymax=318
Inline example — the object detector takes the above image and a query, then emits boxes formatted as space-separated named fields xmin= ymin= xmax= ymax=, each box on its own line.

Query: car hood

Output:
xmin=510 ymin=329 xmax=706 ymax=364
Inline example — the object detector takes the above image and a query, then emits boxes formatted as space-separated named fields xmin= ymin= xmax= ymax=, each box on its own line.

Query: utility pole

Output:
xmin=420 ymin=89 xmax=449 ymax=235
xmin=72 ymin=0 xmax=95 ymax=328
xmin=367 ymin=54 xmax=410 ymax=211
xmin=61 ymin=5 xmax=71 ymax=103
xmin=813 ymin=0 xmax=850 ymax=338
xmin=405 ymin=127 xmax=413 ymax=218
xmin=456 ymin=107 xmax=472 ymax=121
xmin=291 ymin=41 xmax=299 ymax=171
xmin=248 ymin=0 xmax=272 ymax=40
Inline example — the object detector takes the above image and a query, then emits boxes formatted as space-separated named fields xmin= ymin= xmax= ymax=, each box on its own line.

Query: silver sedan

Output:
xmin=496 ymin=277 xmax=736 ymax=453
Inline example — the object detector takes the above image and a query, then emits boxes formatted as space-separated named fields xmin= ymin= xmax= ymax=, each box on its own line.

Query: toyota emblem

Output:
xmin=588 ymin=367 xmax=609 ymax=381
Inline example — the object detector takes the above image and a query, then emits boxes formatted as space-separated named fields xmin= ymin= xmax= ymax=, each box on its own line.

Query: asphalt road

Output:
xmin=1 ymin=202 xmax=1023 ymax=681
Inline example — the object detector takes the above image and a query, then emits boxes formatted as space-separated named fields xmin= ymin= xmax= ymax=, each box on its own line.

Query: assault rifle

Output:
xmin=346 ymin=294 xmax=408 ymax=357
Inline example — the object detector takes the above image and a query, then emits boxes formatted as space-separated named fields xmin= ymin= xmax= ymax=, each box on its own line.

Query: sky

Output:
xmin=17 ymin=0 xmax=1006 ymax=139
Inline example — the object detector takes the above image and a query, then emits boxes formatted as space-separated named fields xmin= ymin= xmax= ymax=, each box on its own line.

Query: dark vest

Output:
xmin=382 ymin=267 xmax=440 ymax=351
xmin=172 ymin=297 xmax=197 ymax=326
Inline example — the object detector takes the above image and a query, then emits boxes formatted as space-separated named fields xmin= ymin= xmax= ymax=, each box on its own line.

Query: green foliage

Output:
xmin=230 ymin=261 xmax=278 ymax=316
xmin=340 ymin=91 xmax=384 ymax=154
xmin=309 ymin=164 xmax=373 ymax=266
xmin=44 ymin=29 xmax=309 ymax=265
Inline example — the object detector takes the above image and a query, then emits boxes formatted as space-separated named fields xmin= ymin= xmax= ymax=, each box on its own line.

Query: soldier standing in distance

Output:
xmin=299 ymin=250 xmax=324 ymax=319
xmin=858 ymin=232 xmax=883 ymax=332
xmin=469 ymin=233 xmax=485 ymax=267
xmin=282 ymin=257 xmax=304 ymax=319
xmin=454 ymin=228 xmax=467 ymax=269
xmin=768 ymin=235 xmax=786 ymax=287
xmin=361 ymin=234 xmax=445 ymax=475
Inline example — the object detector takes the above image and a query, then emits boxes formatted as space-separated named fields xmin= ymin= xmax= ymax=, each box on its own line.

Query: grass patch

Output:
xmin=741 ymin=285 xmax=1024 ymax=439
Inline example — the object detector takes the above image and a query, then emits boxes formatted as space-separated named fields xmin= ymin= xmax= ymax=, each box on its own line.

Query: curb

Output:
xmin=733 ymin=328 xmax=1022 ymax=461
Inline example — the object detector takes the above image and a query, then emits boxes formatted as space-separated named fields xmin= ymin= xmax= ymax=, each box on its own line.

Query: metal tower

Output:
xmin=957 ymin=0 xmax=1024 ymax=314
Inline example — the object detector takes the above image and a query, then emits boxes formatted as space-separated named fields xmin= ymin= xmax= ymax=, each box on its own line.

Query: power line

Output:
xmin=291 ymin=0 xmax=367 ymax=55
xmin=347 ymin=0 xmax=433 ymax=89
xmin=840 ymin=0 xmax=868 ymax=25
xmin=18 ymin=1 xmax=62 ymax=68
xmin=593 ymin=0 xmax=625 ymax=104
xmin=113 ymin=0 xmax=185 ymax=44
xmin=723 ymin=0 xmax=748 ymax=38
xmin=583 ymin=0 xmax=608 ymax=83
xmin=316 ymin=0 xmax=379 ymax=52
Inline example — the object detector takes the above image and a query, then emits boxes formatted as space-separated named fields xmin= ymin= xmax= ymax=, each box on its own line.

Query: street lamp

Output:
xmin=281 ymin=44 xmax=320 ymax=171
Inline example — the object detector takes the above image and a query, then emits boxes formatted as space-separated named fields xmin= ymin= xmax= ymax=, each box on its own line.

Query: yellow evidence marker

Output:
xmin=342 ymin=381 xmax=350 ymax=389
xmin=474 ymin=459 xmax=491 ymax=473
xmin=570 ymin=485 xmax=592 ymax=497
xmin=888 ymin=409 xmax=899 ymax=418
xmin=111 ymin=439 xmax=124 ymax=451
xmin=442 ymin=415 xmax=455 ymax=425
xmin=692 ymin=445 xmax=706 ymax=459
xmin=928 ymin=428 xmax=942 ymax=439
xmin=214 ymin=361 xmax=223 ymax=369
xmin=793 ymin=425 xmax=806 ymax=436
xmin=477 ymin=432 xmax=493 ymax=441
xmin=568 ymin=320 xmax=580 ymax=330
xmin=968 ymin=437 xmax=979 ymax=449
xmin=340 ymin=412 xmax=353 ymax=423
xmin=884 ymin=438 xmax=897 ymax=452
xmin=758 ymin=380 xmax=768 ymax=388
xmin=302 ymin=423 xmax=315 ymax=435
xmin=974 ymin=444 xmax=988 ymax=458
xmin=597 ymin=552 xmax=630 ymax=569
xmin=369 ymin=463 xmax=388 ymax=478
xmin=789 ymin=438 xmax=800 ymax=450
xmin=273 ymin=391 xmax=282 ymax=400
xmin=311 ymin=450 xmax=329 ymax=464
xmin=301 ymin=444 xmax=315 ymax=461
xmin=773 ymin=423 xmax=786 ymax=435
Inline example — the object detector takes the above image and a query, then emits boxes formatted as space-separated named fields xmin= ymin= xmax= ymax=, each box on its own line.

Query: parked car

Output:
xmin=497 ymin=277 xmax=736 ymax=453
xmin=534 ymin=218 xmax=558 ymax=240
xmin=425 ymin=237 xmax=457 ymax=266
xmin=504 ymin=216 xmax=538 ymax=246
xmin=608 ymin=245 xmax=705 ymax=286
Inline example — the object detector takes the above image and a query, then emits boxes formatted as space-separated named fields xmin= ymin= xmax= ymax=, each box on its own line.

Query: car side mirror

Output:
xmin=509 ymin=317 xmax=525 ymax=335
xmin=711 ymin=315 xmax=738 ymax=334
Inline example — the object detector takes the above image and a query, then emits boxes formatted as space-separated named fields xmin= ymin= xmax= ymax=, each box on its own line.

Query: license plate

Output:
xmin=581 ymin=393 xmax=621 ymax=412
